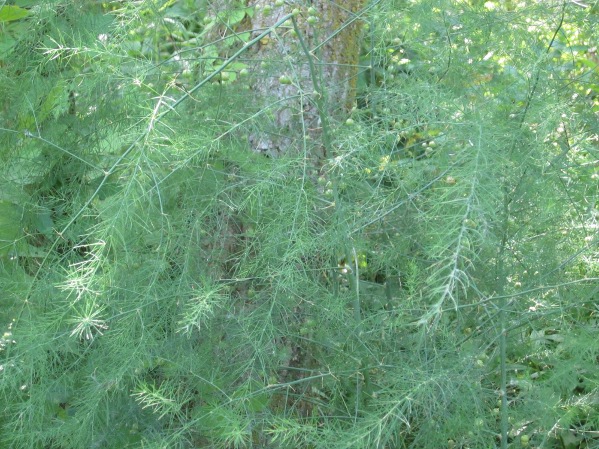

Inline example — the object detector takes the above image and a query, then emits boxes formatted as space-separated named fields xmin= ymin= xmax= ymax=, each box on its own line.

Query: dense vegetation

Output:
xmin=1 ymin=1 xmax=598 ymax=448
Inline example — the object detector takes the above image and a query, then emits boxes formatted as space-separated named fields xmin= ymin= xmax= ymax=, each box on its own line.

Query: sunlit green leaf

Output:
xmin=0 ymin=5 xmax=30 ymax=23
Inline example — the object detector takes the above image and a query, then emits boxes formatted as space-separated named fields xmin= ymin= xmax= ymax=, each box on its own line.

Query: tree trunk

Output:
xmin=246 ymin=1 xmax=366 ymax=160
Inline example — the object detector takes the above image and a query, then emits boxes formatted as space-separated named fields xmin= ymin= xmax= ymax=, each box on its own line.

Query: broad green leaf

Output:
xmin=225 ymin=9 xmax=246 ymax=26
xmin=0 ymin=33 xmax=17 ymax=56
xmin=39 ymin=80 xmax=70 ymax=122
xmin=0 ymin=181 xmax=30 ymax=204
xmin=31 ymin=208 xmax=54 ymax=236
xmin=5 ymin=143 xmax=52 ymax=186
xmin=0 ymin=5 xmax=29 ymax=23
xmin=0 ymin=201 xmax=22 ymax=257
xmin=235 ymin=32 xmax=250 ymax=43
xmin=228 ymin=62 xmax=247 ymax=71
xmin=14 ymin=244 xmax=48 ymax=260
xmin=559 ymin=430 xmax=582 ymax=449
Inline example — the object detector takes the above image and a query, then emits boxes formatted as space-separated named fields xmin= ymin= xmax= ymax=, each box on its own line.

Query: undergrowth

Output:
xmin=1 ymin=0 xmax=598 ymax=448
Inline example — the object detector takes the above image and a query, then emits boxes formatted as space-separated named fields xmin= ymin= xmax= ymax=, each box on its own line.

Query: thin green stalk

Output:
xmin=500 ymin=320 xmax=508 ymax=449
xmin=352 ymin=247 xmax=361 ymax=324
xmin=496 ymin=181 xmax=512 ymax=449
xmin=291 ymin=16 xmax=332 ymax=156
xmin=494 ymin=9 xmax=567 ymax=448
xmin=369 ymin=10 xmax=376 ymax=115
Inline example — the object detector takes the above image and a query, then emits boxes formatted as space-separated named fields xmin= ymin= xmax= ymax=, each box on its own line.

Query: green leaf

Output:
xmin=0 ymin=31 xmax=17 ymax=56
xmin=5 ymin=143 xmax=52 ymax=186
xmin=226 ymin=9 xmax=246 ymax=26
xmin=12 ymin=243 xmax=47 ymax=259
xmin=228 ymin=62 xmax=248 ymax=72
xmin=235 ymin=32 xmax=250 ymax=43
xmin=39 ymin=80 xmax=71 ymax=123
xmin=0 ymin=5 xmax=30 ymax=23
xmin=0 ymin=201 xmax=22 ymax=257
xmin=559 ymin=430 xmax=582 ymax=449
xmin=193 ymin=403 xmax=234 ymax=438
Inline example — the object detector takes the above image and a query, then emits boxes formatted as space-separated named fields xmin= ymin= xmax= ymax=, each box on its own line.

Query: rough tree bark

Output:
xmin=245 ymin=1 xmax=367 ymax=161
xmin=200 ymin=1 xmax=367 ymax=280
xmin=237 ymin=1 xmax=368 ymax=407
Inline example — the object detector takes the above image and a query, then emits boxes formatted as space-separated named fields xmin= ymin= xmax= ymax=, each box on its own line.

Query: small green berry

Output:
xmin=279 ymin=74 xmax=292 ymax=84
xmin=307 ymin=16 xmax=318 ymax=24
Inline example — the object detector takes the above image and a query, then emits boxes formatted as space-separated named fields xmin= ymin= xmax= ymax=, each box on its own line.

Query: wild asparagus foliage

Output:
xmin=1 ymin=1 xmax=598 ymax=448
